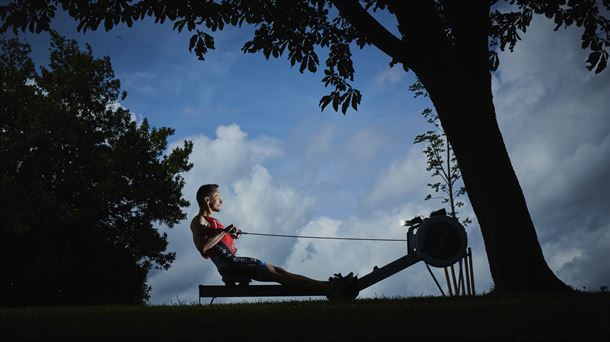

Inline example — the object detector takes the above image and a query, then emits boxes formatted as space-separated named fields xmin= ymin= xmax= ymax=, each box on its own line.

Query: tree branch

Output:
xmin=331 ymin=0 xmax=410 ymax=67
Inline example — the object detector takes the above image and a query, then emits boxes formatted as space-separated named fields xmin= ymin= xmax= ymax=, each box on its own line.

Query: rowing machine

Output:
xmin=199 ymin=209 xmax=467 ymax=303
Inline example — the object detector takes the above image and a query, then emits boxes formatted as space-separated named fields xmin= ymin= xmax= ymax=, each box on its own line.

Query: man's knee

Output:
xmin=262 ymin=263 xmax=286 ymax=280
xmin=273 ymin=265 xmax=287 ymax=275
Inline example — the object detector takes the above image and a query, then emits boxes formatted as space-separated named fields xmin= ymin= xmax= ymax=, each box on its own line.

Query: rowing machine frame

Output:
xmin=199 ymin=210 xmax=467 ymax=304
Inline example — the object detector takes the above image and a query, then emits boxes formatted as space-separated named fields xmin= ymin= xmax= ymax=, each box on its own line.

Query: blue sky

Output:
xmin=14 ymin=7 xmax=610 ymax=304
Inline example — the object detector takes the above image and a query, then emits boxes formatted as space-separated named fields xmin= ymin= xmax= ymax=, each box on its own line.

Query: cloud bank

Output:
xmin=493 ymin=17 xmax=610 ymax=290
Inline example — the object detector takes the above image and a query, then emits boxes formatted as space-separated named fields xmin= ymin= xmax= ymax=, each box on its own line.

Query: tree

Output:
xmin=412 ymin=80 xmax=471 ymax=227
xmin=0 ymin=33 xmax=193 ymax=306
xmin=2 ymin=1 xmax=609 ymax=294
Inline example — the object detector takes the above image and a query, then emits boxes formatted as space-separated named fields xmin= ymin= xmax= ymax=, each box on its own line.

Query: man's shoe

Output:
xmin=326 ymin=272 xmax=359 ymax=301
xmin=327 ymin=273 xmax=346 ymax=301
xmin=342 ymin=272 xmax=359 ymax=300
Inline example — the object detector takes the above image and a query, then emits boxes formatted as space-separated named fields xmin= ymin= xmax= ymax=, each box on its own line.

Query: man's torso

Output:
xmin=189 ymin=215 xmax=237 ymax=259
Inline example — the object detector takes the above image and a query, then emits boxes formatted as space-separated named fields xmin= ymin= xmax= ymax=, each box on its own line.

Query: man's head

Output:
xmin=196 ymin=184 xmax=222 ymax=212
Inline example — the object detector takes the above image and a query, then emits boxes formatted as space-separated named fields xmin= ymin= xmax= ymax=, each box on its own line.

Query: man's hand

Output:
xmin=224 ymin=224 xmax=242 ymax=239
xmin=224 ymin=224 xmax=238 ymax=235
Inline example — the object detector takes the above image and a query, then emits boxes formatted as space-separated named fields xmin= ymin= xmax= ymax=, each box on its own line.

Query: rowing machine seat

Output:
xmin=221 ymin=274 xmax=252 ymax=287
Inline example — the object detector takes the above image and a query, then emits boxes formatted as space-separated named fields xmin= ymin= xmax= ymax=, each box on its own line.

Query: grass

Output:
xmin=2 ymin=292 xmax=609 ymax=341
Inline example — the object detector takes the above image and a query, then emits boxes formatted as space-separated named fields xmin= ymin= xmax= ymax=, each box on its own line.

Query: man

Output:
xmin=190 ymin=184 xmax=357 ymax=300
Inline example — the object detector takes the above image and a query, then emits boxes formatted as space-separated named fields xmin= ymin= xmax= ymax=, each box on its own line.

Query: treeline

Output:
xmin=0 ymin=33 xmax=192 ymax=306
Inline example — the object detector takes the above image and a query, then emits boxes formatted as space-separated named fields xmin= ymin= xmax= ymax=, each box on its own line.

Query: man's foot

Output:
xmin=326 ymin=272 xmax=359 ymax=301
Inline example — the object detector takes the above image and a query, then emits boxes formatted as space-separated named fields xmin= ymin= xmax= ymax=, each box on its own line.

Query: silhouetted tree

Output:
xmin=0 ymin=33 xmax=193 ymax=306
xmin=2 ymin=1 xmax=609 ymax=293
xmin=412 ymin=80 xmax=471 ymax=227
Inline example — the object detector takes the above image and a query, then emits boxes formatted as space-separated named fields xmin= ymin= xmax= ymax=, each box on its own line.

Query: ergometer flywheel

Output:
xmin=415 ymin=215 xmax=467 ymax=268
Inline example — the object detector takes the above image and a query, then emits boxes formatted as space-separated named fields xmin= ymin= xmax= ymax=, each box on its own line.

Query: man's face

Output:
xmin=207 ymin=190 xmax=222 ymax=212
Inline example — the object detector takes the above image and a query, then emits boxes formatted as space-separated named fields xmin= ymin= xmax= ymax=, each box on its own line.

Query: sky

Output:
xmin=12 ymin=5 xmax=610 ymax=304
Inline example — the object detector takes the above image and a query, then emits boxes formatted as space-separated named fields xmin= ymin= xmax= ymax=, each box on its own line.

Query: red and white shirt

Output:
xmin=202 ymin=216 xmax=237 ymax=258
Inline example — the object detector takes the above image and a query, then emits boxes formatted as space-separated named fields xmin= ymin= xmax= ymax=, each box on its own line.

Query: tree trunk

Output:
xmin=392 ymin=1 xmax=571 ymax=293
xmin=433 ymin=89 xmax=571 ymax=293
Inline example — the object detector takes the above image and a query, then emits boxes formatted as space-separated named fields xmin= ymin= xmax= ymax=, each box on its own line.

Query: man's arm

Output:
xmin=191 ymin=217 xmax=223 ymax=257
xmin=192 ymin=216 xmax=238 ymax=255
xmin=200 ymin=229 xmax=226 ymax=254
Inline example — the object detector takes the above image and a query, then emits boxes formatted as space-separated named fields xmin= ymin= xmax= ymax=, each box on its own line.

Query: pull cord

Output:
xmin=240 ymin=231 xmax=406 ymax=242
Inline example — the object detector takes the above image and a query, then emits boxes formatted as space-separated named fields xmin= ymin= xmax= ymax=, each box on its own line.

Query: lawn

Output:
xmin=2 ymin=292 xmax=608 ymax=341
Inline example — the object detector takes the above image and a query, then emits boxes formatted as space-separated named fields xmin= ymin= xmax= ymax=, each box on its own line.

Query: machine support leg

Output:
xmin=468 ymin=248 xmax=475 ymax=295
xmin=443 ymin=267 xmax=453 ymax=296
xmin=450 ymin=264 xmax=458 ymax=295
xmin=426 ymin=262 xmax=446 ymax=296
xmin=465 ymin=255 xmax=470 ymax=296
xmin=457 ymin=260 xmax=465 ymax=296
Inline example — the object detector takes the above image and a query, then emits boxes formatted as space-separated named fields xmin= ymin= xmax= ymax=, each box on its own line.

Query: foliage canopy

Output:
xmin=1 ymin=1 xmax=608 ymax=114
xmin=0 ymin=33 xmax=193 ymax=305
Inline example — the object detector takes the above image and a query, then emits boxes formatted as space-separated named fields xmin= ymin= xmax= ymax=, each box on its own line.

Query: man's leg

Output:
xmin=223 ymin=257 xmax=358 ymax=299
xmin=258 ymin=263 xmax=331 ymax=292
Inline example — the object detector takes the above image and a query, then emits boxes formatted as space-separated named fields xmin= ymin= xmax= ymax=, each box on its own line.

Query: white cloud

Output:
xmin=555 ymin=223 xmax=610 ymax=290
xmin=374 ymin=65 xmax=406 ymax=89
xmin=365 ymin=145 xmax=429 ymax=208
xmin=108 ymin=101 xmax=142 ymax=124
xmin=182 ymin=124 xmax=281 ymax=186
xmin=346 ymin=128 xmax=388 ymax=163
xmin=228 ymin=164 xmax=315 ymax=263
xmin=304 ymin=123 xmax=335 ymax=159
xmin=120 ymin=70 xmax=159 ymax=95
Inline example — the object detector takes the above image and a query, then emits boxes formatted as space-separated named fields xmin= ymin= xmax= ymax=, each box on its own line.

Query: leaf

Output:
xmin=299 ymin=59 xmax=306 ymax=73
xmin=307 ymin=56 xmax=317 ymax=73
xmin=586 ymin=51 xmax=601 ymax=71
xmin=203 ymin=33 xmax=214 ymax=49
xmin=188 ymin=34 xmax=197 ymax=52
xmin=104 ymin=15 xmax=112 ymax=31
xmin=332 ymin=93 xmax=340 ymax=111
xmin=341 ymin=93 xmax=351 ymax=114
xmin=351 ymin=90 xmax=359 ymax=110
xmin=595 ymin=51 xmax=608 ymax=74
xmin=77 ymin=19 xmax=87 ymax=32
xmin=242 ymin=41 xmax=254 ymax=53
xmin=489 ymin=51 xmax=499 ymax=71
xmin=319 ymin=95 xmax=332 ymax=111
xmin=173 ymin=19 xmax=185 ymax=32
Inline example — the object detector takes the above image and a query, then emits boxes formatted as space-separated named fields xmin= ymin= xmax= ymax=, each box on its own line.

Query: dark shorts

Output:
xmin=211 ymin=255 xmax=267 ymax=280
